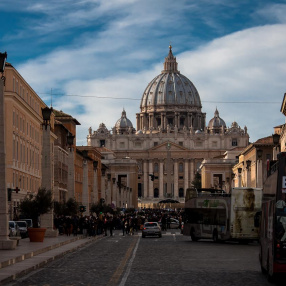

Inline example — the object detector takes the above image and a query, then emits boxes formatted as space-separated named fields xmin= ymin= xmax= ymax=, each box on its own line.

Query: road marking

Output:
xmin=119 ymin=236 xmax=141 ymax=286
xmin=107 ymin=237 xmax=139 ymax=286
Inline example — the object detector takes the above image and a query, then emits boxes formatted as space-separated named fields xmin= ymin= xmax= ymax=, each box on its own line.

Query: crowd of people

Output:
xmin=53 ymin=208 xmax=184 ymax=237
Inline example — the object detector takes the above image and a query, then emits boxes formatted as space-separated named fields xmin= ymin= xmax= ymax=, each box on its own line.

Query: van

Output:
xmin=9 ymin=221 xmax=20 ymax=237
xmin=15 ymin=221 xmax=28 ymax=238
xmin=21 ymin=219 xmax=33 ymax=228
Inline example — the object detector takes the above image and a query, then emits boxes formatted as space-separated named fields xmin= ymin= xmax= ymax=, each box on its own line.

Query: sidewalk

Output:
xmin=0 ymin=234 xmax=103 ymax=285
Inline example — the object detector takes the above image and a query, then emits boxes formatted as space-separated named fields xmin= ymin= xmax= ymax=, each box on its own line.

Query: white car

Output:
xmin=16 ymin=221 xmax=28 ymax=238
xmin=9 ymin=221 xmax=20 ymax=237
xmin=169 ymin=218 xmax=180 ymax=229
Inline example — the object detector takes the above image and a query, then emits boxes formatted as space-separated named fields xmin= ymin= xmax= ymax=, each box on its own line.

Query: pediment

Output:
xmin=148 ymin=141 xmax=189 ymax=152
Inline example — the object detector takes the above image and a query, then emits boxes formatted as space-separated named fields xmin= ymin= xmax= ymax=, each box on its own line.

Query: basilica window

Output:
xmin=154 ymin=188 xmax=159 ymax=198
xmin=179 ymin=163 xmax=184 ymax=173
xmin=100 ymin=140 xmax=105 ymax=147
xmin=232 ymin=138 xmax=237 ymax=146
xmin=212 ymin=141 xmax=218 ymax=147
xmin=179 ymin=142 xmax=183 ymax=146
xmin=154 ymin=142 xmax=158 ymax=147
xmin=154 ymin=163 xmax=159 ymax=173
xmin=134 ymin=142 xmax=142 ymax=148
xmin=179 ymin=188 xmax=184 ymax=197
xmin=119 ymin=142 xmax=125 ymax=148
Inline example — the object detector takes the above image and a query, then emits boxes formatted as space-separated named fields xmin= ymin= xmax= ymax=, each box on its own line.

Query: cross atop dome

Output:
xmin=162 ymin=45 xmax=179 ymax=73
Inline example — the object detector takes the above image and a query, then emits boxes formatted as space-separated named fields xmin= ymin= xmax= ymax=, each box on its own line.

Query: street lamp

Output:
xmin=257 ymin=149 xmax=263 ymax=161
xmin=246 ymin=160 xmax=251 ymax=171
xmin=41 ymin=106 xmax=53 ymax=129
xmin=93 ymin=160 xmax=98 ymax=170
xmin=272 ymin=133 xmax=280 ymax=147
xmin=67 ymin=132 xmax=75 ymax=148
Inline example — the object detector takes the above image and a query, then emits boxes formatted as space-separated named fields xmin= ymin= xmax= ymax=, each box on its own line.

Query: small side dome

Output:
xmin=114 ymin=109 xmax=134 ymax=134
xmin=195 ymin=129 xmax=202 ymax=134
xmin=208 ymin=108 xmax=226 ymax=134
xmin=136 ymin=130 xmax=143 ymax=134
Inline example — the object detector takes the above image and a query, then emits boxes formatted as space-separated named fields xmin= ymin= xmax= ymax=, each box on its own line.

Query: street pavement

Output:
xmin=0 ymin=233 xmax=104 ymax=285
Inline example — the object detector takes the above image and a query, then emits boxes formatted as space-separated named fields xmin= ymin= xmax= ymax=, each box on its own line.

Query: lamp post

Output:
xmin=272 ymin=133 xmax=280 ymax=160
xmin=93 ymin=160 xmax=98 ymax=204
xmin=41 ymin=105 xmax=57 ymax=237
xmin=67 ymin=132 xmax=75 ymax=200
xmin=256 ymin=148 xmax=263 ymax=188
xmin=82 ymin=150 xmax=89 ymax=215
xmin=0 ymin=52 xmax=17 ymax=249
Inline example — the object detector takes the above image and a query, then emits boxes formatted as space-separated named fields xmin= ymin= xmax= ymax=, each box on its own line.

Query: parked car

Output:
xmin=9 ymin=221 xmax=20 ymax=237
xmin=170 ymin=218 xmax=180 ymax=229
xmin=15 ymin=221 xmax=28 ymax=238
xmin=142 ymin=222 xmax=162 ymax=238
xmin=21 ymin=219 xmax=33 ymax=228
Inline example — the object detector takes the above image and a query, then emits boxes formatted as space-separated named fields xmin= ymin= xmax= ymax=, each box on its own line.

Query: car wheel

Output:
xmin=142 ymin=234 xmax=145 ymax=238
xmin=213 ymin=230 xmax=219 ymax=243
xmin=190 ymin=229 xmax=198 ymax=241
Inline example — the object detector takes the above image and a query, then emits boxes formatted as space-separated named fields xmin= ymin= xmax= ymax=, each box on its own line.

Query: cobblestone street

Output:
xmin=4 ymin=230 xmax=282 ymax=286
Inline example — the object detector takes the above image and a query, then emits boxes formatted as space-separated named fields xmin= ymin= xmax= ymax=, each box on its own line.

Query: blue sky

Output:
xmin=1 ymin=0 xmax=286 ymax=145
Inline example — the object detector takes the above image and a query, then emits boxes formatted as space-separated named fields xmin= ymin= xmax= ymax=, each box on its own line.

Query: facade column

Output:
xmin=159 ymin=160 xmax=164 ymax=198
xmin=82 ymin=159 xmax=89 ymax=215
xmin=0 ymin=55 xmax=17 ymax=249
xmin=93 ymin=163 xmax=98 ymax=204
xmin=190 ymin=159 xmax=194 ymax=185
xmin=67 ymin=147 xmax=75 ymax=200
xmin=112 ymin=178 xmax=116 ymax=208
xmin=106 ymin=174 xmax=111 ymax=206
xmin=257 ymin=160 xmax=263 ymax=188
xmin=41 ymin=121 xmax=57 ymax=237
xmin=174 ymin=159 xmax=178 ymax=198
xmin=149 ymin=160 xmax=153 ymax=198
xmin=143 ymin=160 xmax=148 ymax=198
xmin=101 ymin=170 xmax=106 ymax=202
xmin=184 ymin=159 xmax=189 ymax=193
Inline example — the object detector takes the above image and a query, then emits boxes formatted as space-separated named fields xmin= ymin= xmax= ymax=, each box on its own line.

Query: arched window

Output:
xmin=154 ymin=188 xmax=159 ymax=198
xmin=179 ymin=188 xmax=184 ymax=198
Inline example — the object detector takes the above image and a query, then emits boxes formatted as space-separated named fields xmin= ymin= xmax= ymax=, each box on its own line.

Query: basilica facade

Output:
xmin=87 ymin=46 xmax=249 ymax=208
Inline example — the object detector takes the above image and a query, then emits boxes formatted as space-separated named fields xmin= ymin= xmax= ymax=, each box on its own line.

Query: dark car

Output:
xmin=142 ymin=222 xmax=162 ymax=238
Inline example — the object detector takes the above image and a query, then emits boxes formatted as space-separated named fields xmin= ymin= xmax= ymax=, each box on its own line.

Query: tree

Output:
xmin=19 ymin=188 xmax=53 ymax=228
xmin=191 ymin=172 xmax=201 ymax=189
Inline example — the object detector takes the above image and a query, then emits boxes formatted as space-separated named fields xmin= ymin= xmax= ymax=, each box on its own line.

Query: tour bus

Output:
xmin=183 ymin=187 xmax=262 ymax=242
xmin=259 ymin=199 xmax=286 ymax=280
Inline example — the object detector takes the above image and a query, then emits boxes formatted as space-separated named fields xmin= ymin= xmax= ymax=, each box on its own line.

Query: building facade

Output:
xmin=87 ymin=46 xmax=250 ymax=208
xmin=3 ymin=63 xmax=55 ymax=220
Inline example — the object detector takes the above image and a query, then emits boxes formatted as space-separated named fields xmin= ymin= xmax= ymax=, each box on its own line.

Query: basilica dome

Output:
xmin=140 ymin=46 xmax=201 ymax=112
xmin=137 ymin=46 xmax=205 ymax=133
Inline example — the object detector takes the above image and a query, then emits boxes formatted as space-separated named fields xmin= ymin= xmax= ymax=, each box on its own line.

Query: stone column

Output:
xmin=149 ymin=160 xmax=153 ymax=198
xmin=0 ymin=66 xmax=17 ymax=249
xmin=67 ymin=148 xmax=75 ymax=200
xmin=190 ymin=159 xmax=194 ymax=184
xmin=112 ymin=178 xmax=116 ymax=208
xmin=256 ymin=160 xmax=263 ymax=188
xmin=159 ymin=160 xmax=164 ymax=198
xmin=101 ymin=171 xmax=106 ymax=202
xmin=106 ymin=174 xmax=111 ymax=206
xmin=174 ymin=160 xmax=178 ymax=198
xmin=93 ymin=165 xmax=98 ymax=203
xmin=82 ymin=159 xmax=89 ymax=215
xmin=143 ymin=160 xmax=148 ymax=198
xmin=184 ymin=159 xmax=189 ymax=192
